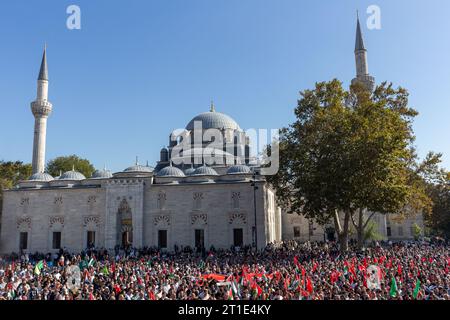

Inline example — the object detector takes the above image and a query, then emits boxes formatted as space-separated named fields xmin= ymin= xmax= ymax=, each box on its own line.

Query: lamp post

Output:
xmin=250 ymin=171 xmax=259 ymax=250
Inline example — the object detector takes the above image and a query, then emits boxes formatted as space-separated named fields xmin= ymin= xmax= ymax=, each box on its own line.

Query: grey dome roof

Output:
xmin=184 ymin=167 xmax=196 ymax=176
xmin=92 ymin=169 xmax=113 ymax=179
xmin=193 ymin=165 xmax=218 ymax=176
xmin=59 ymin=170 xmax=86 ymax=181
xmin=156 ymin=166 xmax=185 ymax=177
xmin=227 ymin=165 xmax=252 ymax=175
xmin=186 ymin=111 xmax=240 ymax=131
xmin=124 ymin=164 xmax=153 ymax=173
xmin=29 ymin=172 xmax=54 ymax=182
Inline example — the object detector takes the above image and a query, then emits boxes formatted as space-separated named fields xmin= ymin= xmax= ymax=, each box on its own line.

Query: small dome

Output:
xmin=184 ymin=167 xmax=196 ymax=176
xmin=156 ymin=166 xmax=185 ymax=177
xmin=186 ymin=111 xmax=240 ymax=131
xmin=124 ymin=164 xmax=154 ymax=173
xmin=91 ymin=169 xmax=113 ymax=179
xmin=59 ymin=170 xmax=86 ymax=181
xmin=193 ymin=165 xmax=218 ymax=176
xmin=227 ymin=165 xmax=252 ymax=175
xmin=29 ymin=172 xmax=54 ymax=182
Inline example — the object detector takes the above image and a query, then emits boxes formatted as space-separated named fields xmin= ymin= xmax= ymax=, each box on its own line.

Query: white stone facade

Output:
xmin=281 ymin=210 xmax=424 ymax=243
xmin=0 ymin=174 xmax=281 ymax=254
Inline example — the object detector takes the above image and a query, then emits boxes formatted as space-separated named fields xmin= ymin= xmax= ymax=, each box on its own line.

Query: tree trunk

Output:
xmin=333 ymin=209 xmax=350 ymax=253
xmin=338 ymin=233 xmax=349 ymax=252
xmin=357 ymin=209 xmax=364 ymax=249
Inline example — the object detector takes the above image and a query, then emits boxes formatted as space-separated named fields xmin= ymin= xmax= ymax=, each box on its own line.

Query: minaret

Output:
xmin=351 ymin=13 xmax=375 ymax=92
xmin=31 ymin=46 xmax=53 ymax=174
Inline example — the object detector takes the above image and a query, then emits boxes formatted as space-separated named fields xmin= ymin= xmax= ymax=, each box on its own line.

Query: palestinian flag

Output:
xmin=251 ymin=281 xmax=263 ymax=299
xmin=389 ymin=277 xmax=398 ymax=298
xmin=227 ymin=287 xmax=234 ymax=300
xmin=289 ymin=279 xmax=299 ymax=291
xmin=88 ymin=258 xmax=95 ymax=267
xmin=231 ymin=281 xmax=240 ymax=299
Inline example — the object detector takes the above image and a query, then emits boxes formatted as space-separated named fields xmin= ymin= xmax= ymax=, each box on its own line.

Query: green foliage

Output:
xmin=46 ymin=155 xmax=95 ymax=178
xmin=0 ymin=161 xmax=32 ymax=217
xmin=363 ymin=221 xmax=383 ymax=241
xmin=425 ymin=174 xmax=450 ymax=237
xmin=267 ymin=79 xmax=433 ymax=251
xmin=411 ymin=223 xmax=422 ymax=240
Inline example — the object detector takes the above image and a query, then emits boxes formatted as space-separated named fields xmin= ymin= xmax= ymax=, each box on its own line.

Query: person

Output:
xmin=0 ymin=240 xmax=448 ymax=300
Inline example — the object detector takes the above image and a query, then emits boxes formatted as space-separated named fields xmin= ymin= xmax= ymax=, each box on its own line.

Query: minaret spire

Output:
xmin=31 ymin=46 xmax=53 ymax=174
xmin=351 ymin=13 xmax=375 ymax=92
xmin=38 ymin=44 xmax=48 ymax=81
xmin=355 ymin=12 xmax=366 ymax=52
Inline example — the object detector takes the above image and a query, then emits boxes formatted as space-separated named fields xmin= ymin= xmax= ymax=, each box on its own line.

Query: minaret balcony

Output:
xmin=31 ymin=100 xmax=53 ymax=117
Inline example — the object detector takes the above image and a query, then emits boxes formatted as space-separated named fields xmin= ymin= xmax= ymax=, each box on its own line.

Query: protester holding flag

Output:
xmin=0 ymin=241 xmax=448 ymax=300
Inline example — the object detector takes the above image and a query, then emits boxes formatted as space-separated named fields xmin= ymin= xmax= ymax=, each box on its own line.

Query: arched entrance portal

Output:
xmin=118 ymin=198 xmax=133 ymax=247
xmin=121 ymin=226 xmax=133 ymax=247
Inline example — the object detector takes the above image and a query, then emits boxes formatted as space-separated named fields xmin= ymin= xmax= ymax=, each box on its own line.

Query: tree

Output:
xmin=0 ymin=161 xmax=32 ymax=221
xmin=411 ymin=223 xmax=422 ymax=240
xmin=46 ymin=155 xmax=95 ymax=178
xmin=425 ymin=172 xmax=450 ymax=238
xmin=268 ymin=79 xmax=432 ymax=252
xmin=363 ymin=220 xmax=383 ymax=242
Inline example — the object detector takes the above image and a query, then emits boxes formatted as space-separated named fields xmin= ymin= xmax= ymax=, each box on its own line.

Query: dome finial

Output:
xmin=104 ymin=163 xmax=107 ymax=171
xmin=135 ymin=156 xmax=139 ymax=166
xmin=210 ymin=100 xmax=215 ymax=112
xmin=72 ymin=164 xmax=75 ymax=171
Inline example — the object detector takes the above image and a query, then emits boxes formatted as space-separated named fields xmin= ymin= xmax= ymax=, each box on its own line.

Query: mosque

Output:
xmin=0 ymin=17 xmax=422 ymax=254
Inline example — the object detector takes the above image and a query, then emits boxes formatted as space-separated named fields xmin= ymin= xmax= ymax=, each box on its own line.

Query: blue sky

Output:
xmin=0 ymin=0 xmax=449 ymax=172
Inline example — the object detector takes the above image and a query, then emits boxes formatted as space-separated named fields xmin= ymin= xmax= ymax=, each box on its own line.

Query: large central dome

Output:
xmin=186 ymin=110 xmax=240 ymax=131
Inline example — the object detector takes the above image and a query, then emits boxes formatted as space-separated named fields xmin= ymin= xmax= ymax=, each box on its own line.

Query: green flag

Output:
xmin=101 ymin=266 xmax=109 ymax=275
xmin=88 ymin=258 xmax=95 ymax=267
xmin=389 ymin=276 xmax=398 ymax=298
xmin=413 ymin=279 xmax=421 ymax=299
xmin=79 ymin=260 xmax=88 ymax=270
xmin=34 ymin=260 xmax=44 ymax=275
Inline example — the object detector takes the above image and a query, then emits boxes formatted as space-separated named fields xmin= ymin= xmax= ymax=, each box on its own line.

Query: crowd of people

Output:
xmin=0 ymin=240 xmax=448 ymax=300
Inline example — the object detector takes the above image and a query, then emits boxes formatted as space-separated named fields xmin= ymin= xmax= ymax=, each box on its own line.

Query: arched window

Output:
xmin=157 ymin=192 xmax=166 ymax=210
xmin=231 ymin=192 xmax=241 ymax=209
xmin=193 ymin=193 xmax=203 ymax=210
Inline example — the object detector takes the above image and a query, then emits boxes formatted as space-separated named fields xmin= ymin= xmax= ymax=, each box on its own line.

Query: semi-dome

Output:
xmin=184 ymin=167 xmax=196 ymax=176
xmin=29 ymin=172 xmax=54 ymax=182
xmin=59 ymin=170 xmax=86 ymax=181
xmin=156 ymin=166 xmax=185 ymax=177
xmin=227 ymin=164 xmax=252 ymax=175
xmin=186 ymin=110 xmax=240 ymax=131
xmin=193 ymin=165 xmax=218 ymax=176
xmin=124 ymin=164 xmax=154 ymax=173
xmin=91 ymin=169 xmax=113 ymax=179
